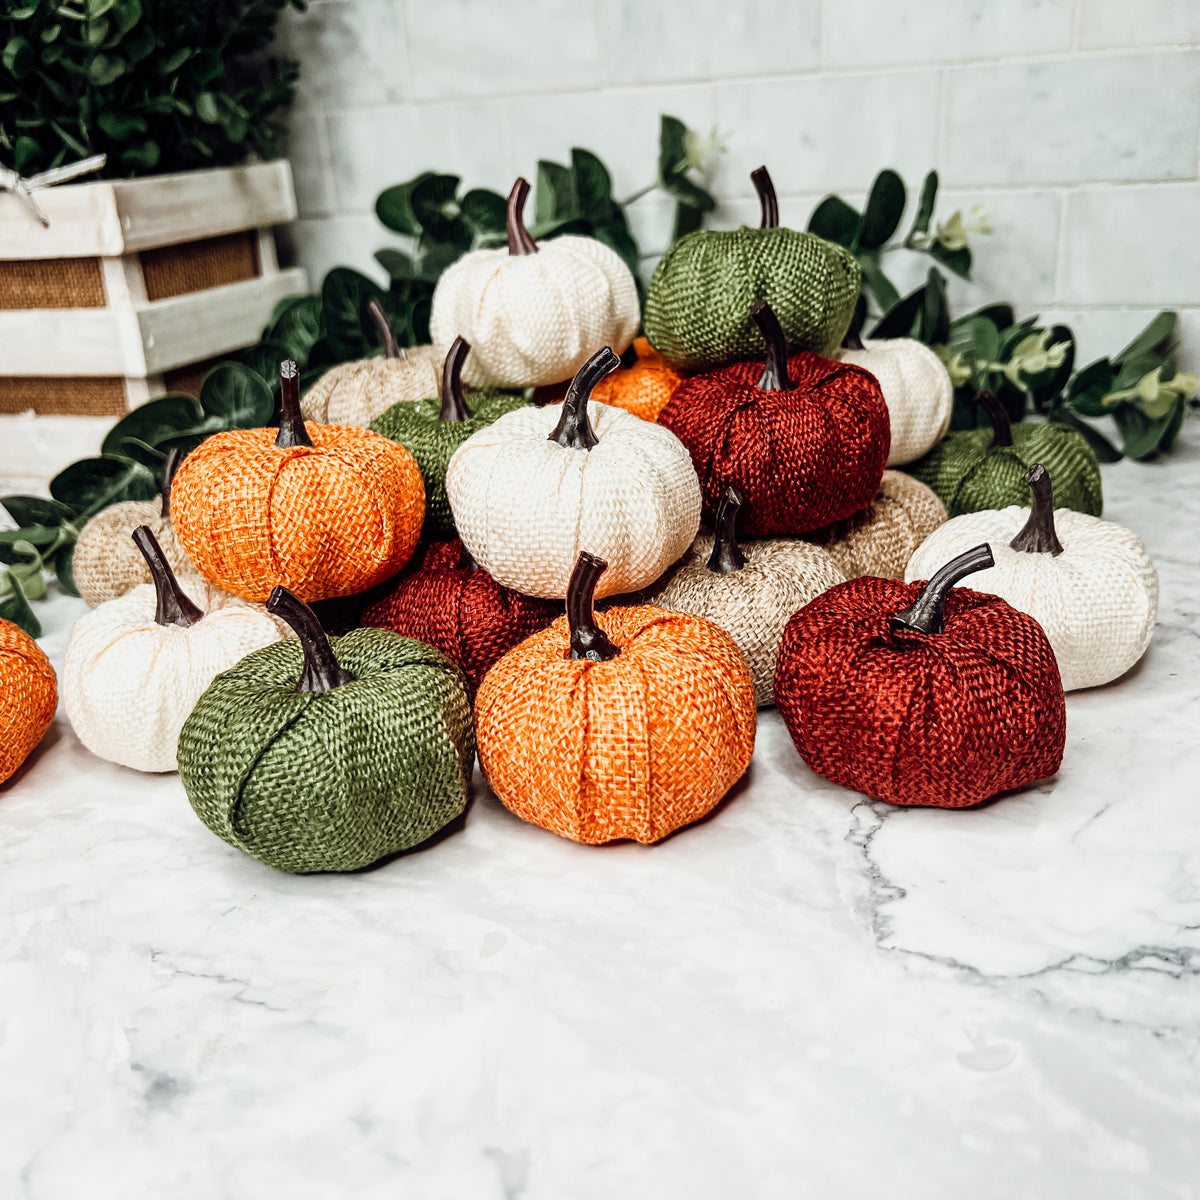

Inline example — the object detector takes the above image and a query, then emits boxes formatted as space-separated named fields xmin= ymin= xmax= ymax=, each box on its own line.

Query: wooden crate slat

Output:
xmin=0 ymin=308 xmax=144 ymax=375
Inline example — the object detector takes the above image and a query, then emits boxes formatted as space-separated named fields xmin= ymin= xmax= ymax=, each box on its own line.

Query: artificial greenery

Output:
xmin=1 ymin=0 xmax=304 ymax=178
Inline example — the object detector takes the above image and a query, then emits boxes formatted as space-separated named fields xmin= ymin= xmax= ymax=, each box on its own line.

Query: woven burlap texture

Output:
xmin=362 ymin=539 xmax=561 ymax=695
xmin=178 ymin=627 xmax=475 ymax=874
xmin=774 ymin=576 xmax=1066 ymax=808
xmin=370 ymin=390 xmax=527 ymax=539
xmin=430 ymin=236 xmax=639 ymax=388
xmin=590 ymin=337 xmax=685 ymax=422
xmin=171 ymin=422 xmax=425 ymax=602
xmin=73 ymin=499 xmax=192 ymax=607
xmin=837 ymin=337 xmax=953 ymax=466
xmin=62 ymin=576 xmax=290 ymax=773
xmin=658 ymin=353 xmax=890 ymax=537
xmin=906 ymin=420 xmax=1103 ymax=517
xmin=646 ymin=534 xmax=846 ymax=707
xmin=0 ymin=619 xmax=57 ymax=784
xmin=906 ymin=506 xmax=1158 ymax=691
xmin=475 ymin=606 xmax=756 ymax=844
xmin=644 ymin=227 xmax=860 ymax=373
xmin=446 ymin=400 xmax=701 ymax=600
xmin=301 ymin=344 xmax=446 ymax=427
xmin=804 ymin=471 xmax=947 ymax=579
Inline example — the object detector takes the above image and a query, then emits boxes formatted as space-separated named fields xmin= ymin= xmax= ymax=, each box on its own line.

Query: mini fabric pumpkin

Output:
xmin=644 ymin=166 xmax=861 ymax=373
xmin=658 ymin=301 xmax=889 ymax=537
xmin=905 ymin=464 xmax=1158 ymax=691
xmin=172 ymin=360 xmax=425 ymax=602
xmin=804 ymin=470 xmax=947 ymax=579
xmin=179 ymin=586 xmax=474 ymax=874
xmin=645 ymin=486 xmax=845 ymax=707
xmin=429 ymin=177 xmax=639 ymax=389
xmin=301 ymin=298 xmax=445 ymax=428
xmin=369 ymin=336 xmax=528 ymax=539
xmin=475 ymin=552 xmax=756 ymax=844
xmin=589 ymin=336 xmax=685 ymax=422
xmin=73 ymin=448 xmax=192 ymax=607
xmin=63 ymin=527 xmax=290 ymax=773
xmin=775 ymin=544 xmax=1066 ymax=808
xmin=0 ymin=618 xmax=57 ymax=783
xmin=361 ymin=538 xmax=561 ymax=695
xmin=906 ymin=389 xmax=1102 ymax=517
xmin=446 ymin=347 xmax=701 ymax=600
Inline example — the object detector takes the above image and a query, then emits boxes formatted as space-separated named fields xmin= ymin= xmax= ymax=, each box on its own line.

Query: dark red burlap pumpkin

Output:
xmin=658 ymin=300 xmax=890 ymax=537
xmin=773 ymin=544 xmax=1066 ymax=808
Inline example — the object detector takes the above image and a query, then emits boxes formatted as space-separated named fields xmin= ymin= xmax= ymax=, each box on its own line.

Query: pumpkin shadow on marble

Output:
xmin=0 ymin=722 xmax=64 ymax=793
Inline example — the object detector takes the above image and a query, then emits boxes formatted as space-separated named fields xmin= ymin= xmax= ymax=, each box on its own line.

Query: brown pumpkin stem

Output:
xmin=751 ymin=166 xmax=779 ymax=230
xmin=159 ymin=445 xmax=182 ymax=519
xmin=707 ymin=485 xmax=748 ymax=574
xmin=367 ymin=297 xmax=404 ymax=360
xmin=752 ymin=301 xmax=794 ymax=392
xmin=275 ymin=360 xmax=314 ymax=449
xmin=132 ymin=525 xmax=202 ymax=628
xmin=842 ymin=294 xmax=867 ymax=351
xmin=267 ymin=586 xmax=356 ymax=693
xmin=568 ymin=552 xmax=620 ymax=662
xmin=440 ymin=336 xmax=474 ymax=423
xmin=549 ymin=346 xmax=620 ymax=451
xmin=506 ymin=177 xmax=538 ymax=257
xmin=1010 ymin=464 xmax=1064 ymax=556
xmin=891 ymin=543 xmax=995 ymax=636
xmin=975 ymin=389 xmax=1013 ymax=449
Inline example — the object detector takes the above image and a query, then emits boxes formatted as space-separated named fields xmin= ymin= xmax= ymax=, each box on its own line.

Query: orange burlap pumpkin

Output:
xmin=475 ymin=553 xmax=756 ymax=844
xmin=0 ymin=619 xmax=57 ymax=783
xmin=172 ymin=361 xmax=425 ymax=603
xmin=590 ymin=337 xmax=685 ymax=422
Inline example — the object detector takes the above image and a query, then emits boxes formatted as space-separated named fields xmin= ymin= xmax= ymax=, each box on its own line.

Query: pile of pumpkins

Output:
xmin=0 ymin=169 xmax=1160 ymax=873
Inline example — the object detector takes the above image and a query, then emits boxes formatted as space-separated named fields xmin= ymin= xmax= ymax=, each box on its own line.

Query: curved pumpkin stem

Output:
xmin=891 ymin=543 xmax=995 ymax=636
xmin=975 ymin=389 xmax=1014 ymax=450
xmin=132 ymin=525 xmax=202 ymax=628
xmin=159 ymin=445 xmax=182 ymax=519
xmin=506 ymin=177 xmax=538 ymax=257
xmin=750 ymin=166 xmax=779 ymax=230
xmin=367 ymin=297 xmax=404 ymax=360
xmin=267 ymin=586 xmax=356 ymax=693
xmin=707 ymin=485 xmax=748 ymax=574
xmin=751 ymin=301 xmax=794 ymax=392
xmin=549 ymin=346 xmax=620 ymax=451
xmin=276 ymin=360 xmax=314 ymax=449
xmin=568 ymin=552 xmax=620 ymax=662
xmin=439 ymin=336 xmax=474 ymax=423
xmin=1010 ymin=464 xmax=1064 ymax=556
xmin=842 ymin=294 xmax=867 ymax=351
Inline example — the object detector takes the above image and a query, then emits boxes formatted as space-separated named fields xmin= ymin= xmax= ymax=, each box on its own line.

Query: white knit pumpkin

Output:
xmin=300 ymin=343 xmax=445 ymax=428
xmin=838 ymin=337 xmax=953 ymax=466
xmin=429 ymin=178 xmax=639 ymax=389
xmin=905 ymin=466 xmax=1158 ymax=691
xmin=446 ymin=348 xmax=701 ymax=600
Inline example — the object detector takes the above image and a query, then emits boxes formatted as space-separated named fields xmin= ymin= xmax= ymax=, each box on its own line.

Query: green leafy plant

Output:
xmin=1 ymin=0 xmax=305 ymax=178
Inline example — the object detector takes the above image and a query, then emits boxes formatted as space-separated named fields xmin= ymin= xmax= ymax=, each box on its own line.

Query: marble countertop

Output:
xmin=2 ymin=440 xmax=1199 ymax=1199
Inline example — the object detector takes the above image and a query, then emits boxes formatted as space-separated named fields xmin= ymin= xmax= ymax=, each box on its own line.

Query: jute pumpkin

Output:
xmin=179 ymin=586 xmax=474 ymax=874
xmin=0 ymin=618 xmax=57 ymax=784
xmin=63 ymin=527 xmax=289 ymax=773
xmin=446 ymin=347 xmax=701 ymax=600
xmin=803 ymin=470 xmax=947 ymax=579
xmin=73 ymin=448 xmax=192 ymax=607
xmin=368 ymin=336 xmax=528 ymax=539
xmin=906 ymin=389 xmax=1103 ymax=517
xmin=475 ymin=553 xmax=756 ymax=844
xmin=172 ymin=360 xmax=425 ymax=602
xmin=905 ymin=464 xmax=1158 ymax=691
xmin=645 ymin=486 xmax=845 ymax=707
xmin=644 ymin=166 xmax=861 ymax=372
xmin=658 ymin=301 xmax=890 ymax=536
xmin=589 ymin=336 xmax=685 ymax=423
xmin=775 ymin=544 xmax=1066 ymax=808
xmin=429 ymin=177 xmax=639 ymax=389
xmin=361 ymin=538 xmax=561 ymax=695
xmin=301 ymin=299 xmax=445 ymax=428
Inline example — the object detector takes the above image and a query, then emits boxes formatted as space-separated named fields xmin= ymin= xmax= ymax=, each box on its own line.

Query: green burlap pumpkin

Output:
xmin=644 ymin=166 xmax=861 ymax=373
xmin=178 ymin=588 xmax=475 ymax=874
xmin=905 ymin=390 xmax=1103 ymax=518
xmin=370 ymin=335 xmax=527 ymax=538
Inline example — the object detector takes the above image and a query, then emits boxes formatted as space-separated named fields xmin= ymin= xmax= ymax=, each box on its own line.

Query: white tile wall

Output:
xmin=273 ymin=0 xmax=1200 ymax=366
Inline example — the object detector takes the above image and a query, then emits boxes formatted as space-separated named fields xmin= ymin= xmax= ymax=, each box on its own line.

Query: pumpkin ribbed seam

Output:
xmin=227 ymin=702 xmax=311 ymax=845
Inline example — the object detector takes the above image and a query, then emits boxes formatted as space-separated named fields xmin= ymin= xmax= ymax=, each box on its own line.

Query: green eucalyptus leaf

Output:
xmin=374 ymin=247 xmax=421 ymax=281
xmin=239 ymin=339 xmax=292 ymax=390
xmin=459 ymin=188 xmax=507 ymax=237
xmin=119 ymin=140 xmax=159 ymax=171
xmin=268 ymin=295 xmax=323 ymax=363
xmin=375 ymin=174 xmax=431 ymax=236
xmin=199 ymin=362 xmax=275 ymax=426
xmin=672 ymin=200 xmax=705 ymax=241
xmin=571 ymin=148 xmax=613 ymax=217
xmin=50 ymin=456 xmax=157 ymax=518
xmin=535 ymin=160 xmax=578 ymax=225
xmin=0 ymin=582 xmax=41 ymax=640
xmin=906 ymin=170 xmax=938 ymax=243
xmin=1112 ymin=400 xmax=1177 ymax=460
xmin=97 ymin=110 xmax=147 ymax=139
xmin=1066 ymin=358 xmax=1116 ymax=417
xmin=87 ymin=52 xmax=125 ymax=85
xmin=918 ymin=267 xmax=950 ymax=345
xmin=1 ymin=495 xmax=76 ymax=527
xmin=857 ymin=168 xmax=905 ymax=250
xmin=0 ymin=524 xmax=61 ymax=549
xmin=857 ymin=253 xmax=899 ymax=313
xmin=928 ymin=240 xmax=972 ymax=278
xmin=101 ymin=396 xmax=202 ymax=464
xmin=408 ymin=173 xmax=465 ymax=246
xmin=321 ymin=267 xmax=385 ymax=357
xmin=870 ymin=283 xmax=925 ymax=339
xmin=55 ymin=546 xmax=79 ymax=597
xmin=807 ymin=195 xmax=859 ymax=247
xmin=3 ymin=37 xmax=34 ymax=78
xmin=1116 ymin=311 xmax=1175 ymax=363
xmin=947 ymin=314 xmax=1001 ymax=369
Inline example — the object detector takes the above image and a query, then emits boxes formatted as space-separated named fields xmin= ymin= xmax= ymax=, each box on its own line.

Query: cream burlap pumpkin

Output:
xmin=429 ymin=178 xmax=639 ymax=389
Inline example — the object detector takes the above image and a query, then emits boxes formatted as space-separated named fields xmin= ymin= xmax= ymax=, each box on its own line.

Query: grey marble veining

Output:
xmin=2 ymin=436 xmax=1199 ymax=1199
